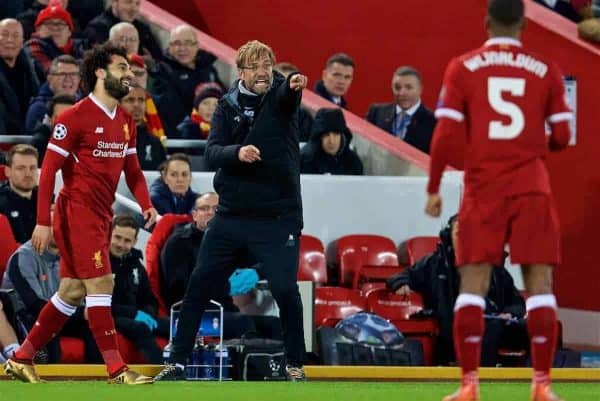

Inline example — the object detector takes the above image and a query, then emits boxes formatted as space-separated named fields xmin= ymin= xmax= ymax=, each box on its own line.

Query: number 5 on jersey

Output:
xmin=488 ymin=77 xmax=526 ymax=140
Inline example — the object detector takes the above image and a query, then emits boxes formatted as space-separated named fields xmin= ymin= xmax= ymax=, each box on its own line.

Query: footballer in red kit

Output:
xmin=425 ymin=1 xmax=571 ymax=401
xmin=4 ymin=43 xmax=157 ymax=385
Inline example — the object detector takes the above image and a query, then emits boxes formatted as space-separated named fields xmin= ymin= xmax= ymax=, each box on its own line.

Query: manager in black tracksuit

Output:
xmin=156 ymin=40 xmax=308 ymax=381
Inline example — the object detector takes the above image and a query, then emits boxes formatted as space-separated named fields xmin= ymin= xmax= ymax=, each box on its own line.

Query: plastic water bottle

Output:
xmin=162 ymin=341 xmax=173 ymax=363
xmin=215 ymin=345 xmax=230 ymax=380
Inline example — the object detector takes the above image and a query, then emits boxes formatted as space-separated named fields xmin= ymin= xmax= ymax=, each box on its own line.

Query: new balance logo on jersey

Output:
xmin=532 ymin=336 xmax=548 ymax=344
xmin=95 ymin=127 xmax=104 ymax=134
xmin=464 ymin=336 xmax=481 ymax=344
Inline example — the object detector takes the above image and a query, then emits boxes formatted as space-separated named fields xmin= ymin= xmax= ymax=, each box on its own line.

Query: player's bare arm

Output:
xmin=31 ymin=225 xmax=52 ymax=254
xmin=142 ymin=207 xmax=158 ymax=229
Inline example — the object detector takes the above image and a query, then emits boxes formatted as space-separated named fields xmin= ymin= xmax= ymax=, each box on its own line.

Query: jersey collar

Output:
xmin=89 ymin=93 xmax=117 ymax=120
xmin=484 ymin=37 xmax=522 ymax=48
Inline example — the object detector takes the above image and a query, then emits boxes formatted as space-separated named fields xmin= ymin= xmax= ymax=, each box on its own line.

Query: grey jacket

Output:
xmin=2 ymin=240 xmax=60 ymax=317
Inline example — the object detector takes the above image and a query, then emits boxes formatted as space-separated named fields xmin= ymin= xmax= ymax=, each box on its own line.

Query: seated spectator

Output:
xmin=177 ymin=82 xmax=223 ymax=141
xmin=24 ymin=3 xmax=87 ymax=74
xmin=0 ymin=145 xmax=39 ymax=243
xmin=109 ymin=21 xmax=140 ymax=56
xmin=109 ymin=215 xmax=169 ymax=364
xmin=386 ymin=215 xmax=528 ymax=366
xmin=31 ymin=94 xmax=76 ymax=165
xmin=150 ymin=153 xmax=199 ymax=215
xmin=151 ymin=24 xmax=223 ymax=136
xmin=2 ymin=232 xmax=101 ymax=363
xmin=300 ymin=108 xmax=363 ymax=175
xmin=0 ymin=300 xmax=19 ymax=363
xmin=129 ymin=54 xmax=167 ymax=147
xmin=25 ymin=54 xmax=80 ymax=133
xmin=159 ymin=192 xmax=218 ymax=308
xmin=274 ymin=62 xmax=313 ymax=142
xmin=84 ymin=0 xmax=162 ymax=61
xmin=16 ymin=0 xmax=69 ymax=40
xmin=366 ymin=66 xmax=436 ymax=154
xmin=0 ymin=18 xmax=42 ymax=134
xmin=160 ymin=193 xmax=282 ymax=340
xmin=313 ymin=53 xmax=354 ymax=109
xmin=120 ymin=83 xmax=166 ymax=170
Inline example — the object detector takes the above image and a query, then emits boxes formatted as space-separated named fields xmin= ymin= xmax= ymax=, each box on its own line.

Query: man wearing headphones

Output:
xmin=386 ymin=215 xmax=528 ymax=366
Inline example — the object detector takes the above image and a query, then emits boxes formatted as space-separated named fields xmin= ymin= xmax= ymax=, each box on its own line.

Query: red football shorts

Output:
xmin=53 ymin=195 xmax=112 ymax=279
xmin=455 ymin=193 xmax=561 ymax=267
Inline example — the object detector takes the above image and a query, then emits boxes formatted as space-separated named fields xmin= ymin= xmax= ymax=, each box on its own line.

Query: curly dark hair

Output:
xmin=80 ymin=42 xmax=129 ymax=93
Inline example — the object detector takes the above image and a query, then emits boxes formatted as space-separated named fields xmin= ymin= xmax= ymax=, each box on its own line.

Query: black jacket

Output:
xmin=0 ymin=51 xmax=41 ymax=134
xmin=314 ymin=80 xmax=347 ymax=109
xmin=386 ymin=241 xmax=525 ymax=364
xmin=149 ymin=178 xmax=199 ymax=215
xmin=366 ymin=102 xmax=437 ymax=154
xmin=0 ymin=183 xmax=37 ymax=243
xmin=136 ymin=124 xmax=167 ymax=171
xmin=83 ymin=9 xmax=163 ymax=61
xmin=151 ymin=51 xmax=223 ymax=136
xmin=206 ymin=71 xmax=303 ymax=227
xmin=110 ymin=248 xmax=159 ymax=319
xmin=300 ymin=108 xmax=363 ymax=175
xmin=160 ymin=222 xmax=238 ymax=311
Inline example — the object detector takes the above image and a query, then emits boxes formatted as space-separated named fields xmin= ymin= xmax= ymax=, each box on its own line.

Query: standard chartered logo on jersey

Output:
xmin=93 ymin=141 xmax=128 ymax=158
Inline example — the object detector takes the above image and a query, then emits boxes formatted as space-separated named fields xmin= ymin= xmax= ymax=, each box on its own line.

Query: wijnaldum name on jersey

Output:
xmin=463 ymin=51 xmax=548 ymax=78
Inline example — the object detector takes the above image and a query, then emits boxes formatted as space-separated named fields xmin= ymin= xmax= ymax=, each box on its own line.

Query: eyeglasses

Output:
xmin=242 ymin=62 xmax=273 ymax=72
xmin=169 ymin=40 xmax=198 ymax=48
xmin=50 ymin=72 xmax=79 ymax=79
xmin=194 ymin=205 xmax=218 ymax=212
xmin=42 ymin=21 xmax=68 ymax=29
xmin=116 ymin=36 xmax=139 ymax=44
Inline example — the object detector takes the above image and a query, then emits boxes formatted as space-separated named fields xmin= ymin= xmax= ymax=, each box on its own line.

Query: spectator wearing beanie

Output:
xmin=24 ymin=2 xmax=87 ymax=73
xmin=300 ymin=108 xmax=363 ymax=176
xmin=177 ymin=83 xmax=223 ymax=141
xmin=129 ymin=54 xmax=168 ymax=147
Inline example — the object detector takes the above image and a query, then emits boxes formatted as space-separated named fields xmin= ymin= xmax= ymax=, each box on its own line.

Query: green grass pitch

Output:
xmin=0 ymin=381 xmax=598 ymax=401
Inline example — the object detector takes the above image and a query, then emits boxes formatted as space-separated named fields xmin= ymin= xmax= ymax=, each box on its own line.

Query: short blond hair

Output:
xmin=236 ymin=40 xmax=275 ymax=69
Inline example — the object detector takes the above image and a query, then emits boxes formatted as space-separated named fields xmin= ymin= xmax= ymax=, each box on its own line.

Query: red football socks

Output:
xmin=527 ymin=295 xmax=558 ymax=386
xmin=453 ymin=294 xmax=485 ymax=385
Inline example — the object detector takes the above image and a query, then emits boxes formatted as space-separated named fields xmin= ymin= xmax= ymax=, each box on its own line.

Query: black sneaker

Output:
xmin=154 ymin=364 xmax=186 ymax=381
xmin=285 ymin=365 xmax=306 ymax=381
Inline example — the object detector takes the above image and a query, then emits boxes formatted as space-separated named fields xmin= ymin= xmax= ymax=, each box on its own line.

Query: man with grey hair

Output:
xmin=366 ymin=66 xmax=436 ymax=154
xmin=109 ymin=21 xmax=140 ymax=56
xmin=151 ymin=24 xmax=223 ymax=136
xmin=25 ymin=54 xmax=80 ymax=132
xmin=84 ymin=0 xmax=161 ymax=60
xmin=0 ymin=18 xmax=41 ymax=134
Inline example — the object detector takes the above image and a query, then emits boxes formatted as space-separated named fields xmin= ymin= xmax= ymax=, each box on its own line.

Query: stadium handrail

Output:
xmin=140 ymin=1 xmax=431 ymax=174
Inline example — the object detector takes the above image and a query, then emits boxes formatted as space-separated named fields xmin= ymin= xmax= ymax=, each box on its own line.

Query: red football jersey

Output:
xmin=431 ymin=37 xmax=572 ymax=198
xmin=46 ymin=94 xmax=138 ymax=217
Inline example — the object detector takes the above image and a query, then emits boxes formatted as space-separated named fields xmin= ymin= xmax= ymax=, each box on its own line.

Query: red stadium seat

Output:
xmin=0 ymin=214 xmax=19 ymax=286
xmin=366 ymin=288 xmax=438 ymax=365
xmin=0 ymin=165 xmax=7 ymax=183
xmin=145 ymin=214 xmax=192 ymax=316
xmin=335 ymin=234 xmax=399 ymax=288
xmin=315 ymin=286 xmax=366 ymax=328
xmin=297 ymin=234 xmax=327 ymax=284
xmin=59 ymin=334 xmax=168 ymax=363
xmin=402 ymin=236 xmax=439 ymax=266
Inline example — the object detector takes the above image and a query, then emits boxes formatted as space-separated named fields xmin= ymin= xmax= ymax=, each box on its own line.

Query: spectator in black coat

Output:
xmin=151 ymin=24 xmax=223 ymax=136
xmin=120 ymin=84 xmax=166 ymax=170
xmin=30 ymin=94 xmax=76 ymax=166
xmin=0 ymin=18 xmax=41 ymax=134
xmin=83 ymin=0 xmax=162 ymax=61
xmin=313 ymin=53 xmax=354 ymax=109
xmin=300 ymin=108 xmax=363 ymax=175
xmin=366 ymin=66 xmax=436 ymax=154
xmin=149 ymin=153 xmax=199 ymax=215
xmin=386 ymin=215 xmax=528 ymax=366
xmin=109 ymin=215 xmax=169 ymax=364
xmin=0 ymin=145 xmax=39 ymax=243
